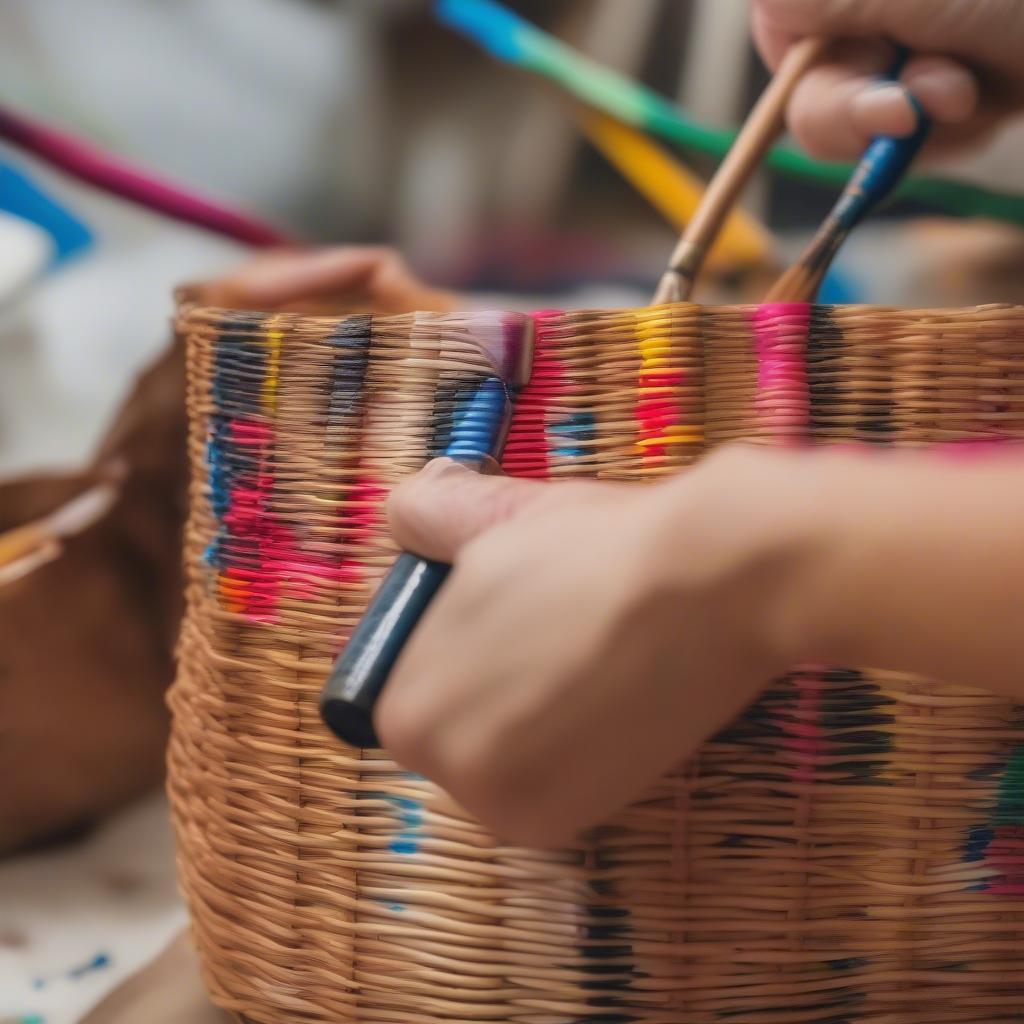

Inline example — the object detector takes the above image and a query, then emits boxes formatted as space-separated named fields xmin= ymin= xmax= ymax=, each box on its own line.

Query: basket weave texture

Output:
xmin=171 ymin=301 xmax=1024 ymax=1023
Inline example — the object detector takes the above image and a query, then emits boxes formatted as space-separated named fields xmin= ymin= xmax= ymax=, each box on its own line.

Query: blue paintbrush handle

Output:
xmin=841 ymin=47 xmax=932 ymax=224
xmin=321 ymin=553 xmax=451 ymax=748
xmin=320 ymin=376 xmax=512 ymax=749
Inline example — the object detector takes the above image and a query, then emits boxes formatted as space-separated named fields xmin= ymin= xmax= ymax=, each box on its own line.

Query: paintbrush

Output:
xmin=436 ymin=0 xmax=1022 ymax=227
xmin=320 ymin=315 xmax=534 ymax=749
xmin=653 ymin=36 xmax=829 ymax=304
xmin=0 ymin=471 xmax=121 ymax=587
xmin=766 ymin=49 xmax=931 ymax=302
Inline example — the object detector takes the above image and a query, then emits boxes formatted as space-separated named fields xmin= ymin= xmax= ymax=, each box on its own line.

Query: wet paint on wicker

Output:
xmin=722 ymin=669 xmax=894 ymax=786
xmin=328 ymin=315 xmax=383 ymax=590
xmin=207 ymin=315 xmax=378 ymax=621
xmin=550 ymin=411 xmax=596 ymax=460
xmin=205 ymin=314 xmax=277 ymax=617
xmin=176 ymin=304 xmax=1024 ymax=1024
xmin=963 ymin=745 xmax=1024 ymax=893
xmin=634 ymin=308 xmax=697 ymax=465
xmin=752 ymin=302 xmax=811 ymax=442
xmin=503 ymin=310 xmax=565 ymax=477
xmin=326 ymin=315 xmax=372 ymax=427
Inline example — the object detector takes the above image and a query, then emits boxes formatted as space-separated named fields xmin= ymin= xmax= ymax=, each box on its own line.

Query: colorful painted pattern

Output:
xmin=964 ymin=745 xmax=1024 ymax=894
xmin=634 ymin=307 xmax=699 ymax=466
xmin=183 ymin=304 xmax=1024 ymax=1024
xmin=205 ymin=316 xmax=383 ymax=622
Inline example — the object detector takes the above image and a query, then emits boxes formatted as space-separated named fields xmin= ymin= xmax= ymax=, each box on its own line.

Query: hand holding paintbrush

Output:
xmin=767 ymin=49 xmax=931 ymax=302
xmin=656 ymin=41 xmax=931 ymax=304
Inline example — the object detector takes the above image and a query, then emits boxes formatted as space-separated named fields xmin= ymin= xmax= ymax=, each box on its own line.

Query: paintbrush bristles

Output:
xmin=654 ymin=36 xmax=828 ymax=303
xmin=763 ymin=262 xmax=824 ymax=303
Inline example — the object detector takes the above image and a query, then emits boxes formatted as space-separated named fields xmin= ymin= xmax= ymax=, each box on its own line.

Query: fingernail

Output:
xmin=852 ymin=82 xmax=918 ymax=137
xmin=904 ymin=65 xmax=978 ymax=123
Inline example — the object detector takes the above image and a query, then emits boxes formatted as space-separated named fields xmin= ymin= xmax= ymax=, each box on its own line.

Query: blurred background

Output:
xmin=4 ymin=1 xmax=1024 ymax=1020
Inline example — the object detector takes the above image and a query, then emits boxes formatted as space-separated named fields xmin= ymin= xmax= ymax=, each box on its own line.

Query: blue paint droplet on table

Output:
xmin=31 ymin=951 xmax=111 ymax=990
xmin=70 ymin=952 xmax=111 ymax=978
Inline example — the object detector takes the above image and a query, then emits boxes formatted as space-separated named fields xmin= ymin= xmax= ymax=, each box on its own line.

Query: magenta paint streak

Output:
xmin=752 ymin=303 xmax=811 ymax=441
xmin=0 ymin=103 xmax=292 ymax=247
xmin=779 ymin=667 xmax=827 ymax=785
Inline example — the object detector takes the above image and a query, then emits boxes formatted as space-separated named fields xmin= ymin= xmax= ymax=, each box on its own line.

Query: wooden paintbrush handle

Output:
xmin=654 ymin=35 xmax=828 ymax=304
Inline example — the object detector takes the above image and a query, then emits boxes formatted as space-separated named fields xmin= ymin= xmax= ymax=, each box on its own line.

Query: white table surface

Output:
xmin=0 ymin=793 xmax=186 ymax=1024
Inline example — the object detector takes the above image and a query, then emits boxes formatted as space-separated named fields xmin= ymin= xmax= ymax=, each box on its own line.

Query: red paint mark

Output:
xmin=982 ymin=825 xmax=1024 ymax=893
xmin=778 ymin=667 xmax=826 ymax=784
xmin=217 ymin=417 xmax=383 ymax=621
xmin=503 ymin=310 xmax=565 ymax=479
xmin=635 ymin=368 xmax=685 ymax=460
xmin=336 ymin=476 xmax=388 ymax=585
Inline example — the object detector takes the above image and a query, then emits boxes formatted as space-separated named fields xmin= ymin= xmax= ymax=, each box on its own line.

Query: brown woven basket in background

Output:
xmin=170 ymin=299 xmax=1024 ymax=1023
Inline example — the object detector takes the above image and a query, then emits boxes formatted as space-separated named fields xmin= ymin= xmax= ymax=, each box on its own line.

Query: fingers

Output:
xmin=200 ymin=246 xmax=460 ymax=314
xmin=217 ymin=247 xmax=389 ymax=307
xmin=901 ymin=55 xmax=979 ymax=125
xmin=783 ymin=44 xmax=980 ymax=159
xmin=753 ymin=0 xmax=986 ymax=160
xmin=785 ymin=38 xmax=896 ymax=160
xmin=751 ymin=2 xmax=798 ymax=70
xmin=387 ymin=460 xmax=549 ymax=561
xmin=752 ymin=0 xmax=924 ymax=42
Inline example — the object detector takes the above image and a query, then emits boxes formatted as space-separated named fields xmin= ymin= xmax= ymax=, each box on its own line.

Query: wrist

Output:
xmin=658 ymin=445 xmax=851 ymax=675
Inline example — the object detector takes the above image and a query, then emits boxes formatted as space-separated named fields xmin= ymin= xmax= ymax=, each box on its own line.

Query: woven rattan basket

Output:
xmin=170 ymin=299 xmax=1024 ymax=1023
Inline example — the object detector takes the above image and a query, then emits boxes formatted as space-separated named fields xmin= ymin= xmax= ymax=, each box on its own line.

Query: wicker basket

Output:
xmin=170 ymin=299 xmax=1024 ymax=1023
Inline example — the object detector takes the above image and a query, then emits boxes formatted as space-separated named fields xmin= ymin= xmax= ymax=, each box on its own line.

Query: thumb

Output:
xmin=387 ymin=458 xmax=550 ymax=562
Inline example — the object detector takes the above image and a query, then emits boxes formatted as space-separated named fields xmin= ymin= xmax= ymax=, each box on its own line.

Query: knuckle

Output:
xmin=376 ymin=697 xmax=430 ymax=767
xmin=386 ymin=477 xmax=422 ymax=531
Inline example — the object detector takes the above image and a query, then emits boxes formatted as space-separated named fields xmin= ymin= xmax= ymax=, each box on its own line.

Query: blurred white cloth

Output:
xmin=0 ymin=182 xmax=243 ymax=477
xmin=0 ymin=0 xmax=402 ymax=478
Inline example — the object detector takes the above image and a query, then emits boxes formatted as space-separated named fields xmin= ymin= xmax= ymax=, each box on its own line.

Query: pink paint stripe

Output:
xmin=753 ymin=303 xmax=811 ymax=444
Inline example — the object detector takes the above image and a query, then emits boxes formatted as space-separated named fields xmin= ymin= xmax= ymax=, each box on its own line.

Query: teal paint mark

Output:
xmin=387 ymin=780 xmax=425 ymax=855
xmin=32 ymin=951 xmax=111 ymax=989
xmin=550 ymin=411 xmax=595 ymax=460
xmin=993 ymin=746 xmax=1024 ymax=826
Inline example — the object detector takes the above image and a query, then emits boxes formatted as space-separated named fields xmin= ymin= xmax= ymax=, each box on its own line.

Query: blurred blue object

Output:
xmin=0 ymin=159 xmax=93 ymax=267
xmin=435 ymin=0 xmax=527 ymax=62
xmin=818 ymin=267 xmax=863 ymax=305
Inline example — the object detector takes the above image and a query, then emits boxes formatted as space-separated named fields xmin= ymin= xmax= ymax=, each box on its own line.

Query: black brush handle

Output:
xmin=320 ymin=552 xmax=450 ymax=748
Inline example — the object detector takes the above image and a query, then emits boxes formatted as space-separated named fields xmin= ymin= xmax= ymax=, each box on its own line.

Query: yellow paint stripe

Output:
xmin=263 ymin=327 xmax=283 ymax=414
xmin=634 ymin=308 xmax=703 ymax=452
